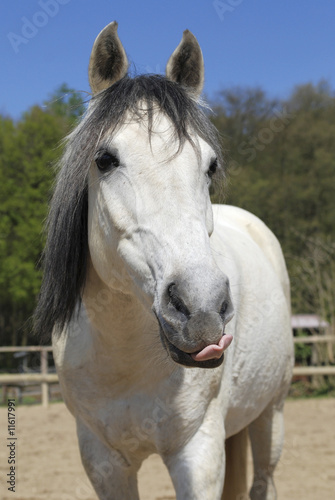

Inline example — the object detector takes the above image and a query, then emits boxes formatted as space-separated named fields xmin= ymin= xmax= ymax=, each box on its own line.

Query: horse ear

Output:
xmin=166 ymin=30 xmax=204 ymax=97
xmin=89 ymin=21 xmax=128 ymax=94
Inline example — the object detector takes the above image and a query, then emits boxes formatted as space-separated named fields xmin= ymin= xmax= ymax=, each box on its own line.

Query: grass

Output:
xmin=288 ymin=379 xmax=335 ymax=399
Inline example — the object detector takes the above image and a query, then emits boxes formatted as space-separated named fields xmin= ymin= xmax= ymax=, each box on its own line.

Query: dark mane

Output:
xmin=34 ymin=74 xmax=223 ymax=341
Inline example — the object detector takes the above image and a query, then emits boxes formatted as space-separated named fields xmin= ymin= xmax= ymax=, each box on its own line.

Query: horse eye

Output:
xmin=95 ymin=151 xmax=120 ymax=171
xmin=207 ymin=158 xmax=218 ymax=178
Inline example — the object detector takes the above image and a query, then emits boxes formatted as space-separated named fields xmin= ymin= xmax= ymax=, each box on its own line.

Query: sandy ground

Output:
xmin=0 ymin=398 xmax=334 ymax=500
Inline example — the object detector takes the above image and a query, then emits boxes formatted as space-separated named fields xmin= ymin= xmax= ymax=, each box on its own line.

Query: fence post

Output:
xmin=41 ymin=350 xmax=48 ymax=407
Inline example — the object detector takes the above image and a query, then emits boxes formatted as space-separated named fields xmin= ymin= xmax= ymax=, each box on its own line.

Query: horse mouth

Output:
xmin=157 ymin=322 xmax=230 ymax=369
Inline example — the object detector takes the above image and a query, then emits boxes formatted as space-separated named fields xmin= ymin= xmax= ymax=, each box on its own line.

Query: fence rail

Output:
xmin=0 ymin=373 xmax=58 ymax=384
xmin=293 ymin=366 xmax=335 ymax=376
xmin=1 ymin=336 xmax=335 ymax=405
xmin=0 ymin=346 xmax=52 ymax=353
xmin=293 ymin=335 xmax=335 ymax=344
xmin=0 ymin=346 xmax=54 ymax=407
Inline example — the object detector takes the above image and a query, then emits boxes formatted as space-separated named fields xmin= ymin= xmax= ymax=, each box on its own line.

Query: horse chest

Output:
xmin=65 ymin=358 xmax=223 ymax=461
xmin=78 ymin=387 xmax=210 ymax=462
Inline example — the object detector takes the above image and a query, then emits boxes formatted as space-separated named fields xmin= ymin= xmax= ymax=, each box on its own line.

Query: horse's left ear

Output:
xmin=166 ymin=30 xmax=204 ymax=97
xmin=89 ymin=21 xmax=128 ymax=94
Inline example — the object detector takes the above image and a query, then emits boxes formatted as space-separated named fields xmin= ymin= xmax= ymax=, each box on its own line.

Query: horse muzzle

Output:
xmin=154 ymin=276 xmax=234 ymax=368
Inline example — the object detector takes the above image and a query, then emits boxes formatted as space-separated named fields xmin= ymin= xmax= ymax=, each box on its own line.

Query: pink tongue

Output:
xmin=191 ymin=334 xmax=233 ymax=362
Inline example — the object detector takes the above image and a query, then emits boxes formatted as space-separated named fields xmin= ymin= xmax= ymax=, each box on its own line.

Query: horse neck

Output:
xmin=82 ymin=261 xmax=174 ymax=383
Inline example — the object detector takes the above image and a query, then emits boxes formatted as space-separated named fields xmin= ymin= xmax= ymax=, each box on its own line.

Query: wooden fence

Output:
xmin=292 ymin=335 xmax=335 ymax=375
xmin=0 ymin=346 xmax=57 ymax=407
xmin=1 ymin=336 xmax=335 ymax=406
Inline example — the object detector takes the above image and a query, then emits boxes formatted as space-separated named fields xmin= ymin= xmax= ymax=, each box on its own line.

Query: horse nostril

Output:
xmin=167 ymin=283 xmax=190 ymax=318
xmin=219 ymin=299 xmax=234 ymax=325
xmin=220 ymin=300 xmax=228 ymax=317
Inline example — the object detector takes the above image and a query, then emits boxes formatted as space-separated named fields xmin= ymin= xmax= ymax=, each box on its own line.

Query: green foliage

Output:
xmin=43 ymin=83 xmax=86 ymax=126
xmin=289 ymin=379 xmax=335 ymax=398
xmin=0 ymin=86 xmax=84 ymax=346
xmin=293 ymin=331 xmax=312 ymax=365
xmin=211 ymin=81 xmax=335 ymax=318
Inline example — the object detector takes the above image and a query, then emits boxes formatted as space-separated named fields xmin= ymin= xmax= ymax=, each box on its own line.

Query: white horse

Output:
xmin=35 ymin=22 xmax=294 ymax=500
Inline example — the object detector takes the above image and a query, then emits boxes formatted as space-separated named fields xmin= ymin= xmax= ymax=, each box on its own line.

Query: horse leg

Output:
xmin=221 ymin=427 xmax=249 ymax=500
xmin=163 ymin=405 xmax=226 ymax=500
xmin=248 ymin=402 xmax=285 ymax=500
xmin=76 ymin=418 xmax=140 ymax=500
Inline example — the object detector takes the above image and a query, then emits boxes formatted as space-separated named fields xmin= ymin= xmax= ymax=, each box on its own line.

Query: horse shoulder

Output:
xmin=212 ymin=204 xmax=290 ymax=305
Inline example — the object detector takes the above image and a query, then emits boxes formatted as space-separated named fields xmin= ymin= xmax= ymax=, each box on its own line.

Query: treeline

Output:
xmin=211 ymin=81 xmax=335 ymax=325
xmin=0 ymin=81 xmax=334 ymax=346
xmin=0 ymin=85 xmax=85 ymax=346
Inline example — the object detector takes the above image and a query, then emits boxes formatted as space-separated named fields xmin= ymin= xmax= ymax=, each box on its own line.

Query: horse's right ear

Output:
xmin=89 ymin=21 xmax=128 ymax=94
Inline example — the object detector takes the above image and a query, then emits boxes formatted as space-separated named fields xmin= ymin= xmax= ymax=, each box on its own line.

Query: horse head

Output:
xmin=87 ymin=23 xmax=234 ymax=367
xmin=36 ymin=22 xmax=234 ymax=368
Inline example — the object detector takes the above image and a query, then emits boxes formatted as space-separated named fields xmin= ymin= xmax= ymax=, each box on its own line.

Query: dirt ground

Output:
xmin=0 ymin=398 xmax=334 ymax=500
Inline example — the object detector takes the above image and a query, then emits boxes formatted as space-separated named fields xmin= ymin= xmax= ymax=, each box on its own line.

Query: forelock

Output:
xmin=77 ymin=74 xmax=223 ymax=165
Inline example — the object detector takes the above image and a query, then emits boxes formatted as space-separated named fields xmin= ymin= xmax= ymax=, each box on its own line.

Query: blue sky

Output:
xmin=2 ymin=0 xmax=335 ymax=119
